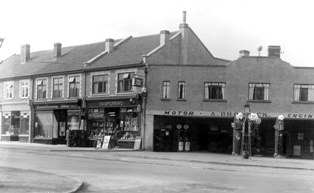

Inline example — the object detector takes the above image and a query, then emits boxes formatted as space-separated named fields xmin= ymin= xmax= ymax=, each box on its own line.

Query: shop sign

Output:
xmin=132 ymin=77 xmax=144 ymax=87
xmin=287 ymin=114 xmax=314 ymax=119
xmin=99 ymin=101 xmax=124 ymax=107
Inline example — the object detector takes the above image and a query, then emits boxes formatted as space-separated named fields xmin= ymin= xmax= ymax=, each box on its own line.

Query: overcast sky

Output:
xmin=0 ymin=0 xmax=313 ymax=67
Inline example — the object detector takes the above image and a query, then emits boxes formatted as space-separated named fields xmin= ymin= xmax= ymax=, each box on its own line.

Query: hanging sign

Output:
xmin=132 ymin=77 xmax=144 ymax=87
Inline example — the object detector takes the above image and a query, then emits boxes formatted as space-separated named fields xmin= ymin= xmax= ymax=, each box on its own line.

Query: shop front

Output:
xmin=32 ymin=102 xmax=80 ymax=145
xmin=86 ymin=98 xmax=141 ymax=149
xmin=0 ymin=101 xmax=31 ymax=142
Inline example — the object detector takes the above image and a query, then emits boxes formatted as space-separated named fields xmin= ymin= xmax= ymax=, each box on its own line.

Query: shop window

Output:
xmin=248 ymin=83 xmax=270 ymax=101
xmin=92 ymin=74 xmax=108 ymax=94
xmin=37 ymin=79 xmax=47 ymax=99
xmin=67 ymin=110 xmax=80 ymax=130
xmin=4 ymin=81 xmax=14 ymax=99
xmin=294 ymin=84 xmax=314 ymax=102
xmin=178 ymin=81 xmax=186 ymax=99
xmin=20 ymin=80 xmax=29 ymax=98
xmin=35 ymin=111 xmax=58 ymax=138
xmin=53 ymin=77 xmax=64 ymax=98
xmin=118 ymin=72 xmax=135 ymax=93
xmin=69 ymin=76 xmax=80 ymax=97
xmin=162 ymin=81 xmax=170 ymax=99
xmin=205 ymin=82 xmax=225 ymax=99
xmin=1 ymin=111 xmax=20 ymax=135
xmin=119 ymin=108 xmax=139 ymax=140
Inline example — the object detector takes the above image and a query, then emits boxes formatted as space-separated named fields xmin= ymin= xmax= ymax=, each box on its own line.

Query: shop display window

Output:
xmin=19 ymin=113 xmax=29 ymax=135
xmin=87 ymin=108 xmax=105 ymax=138
xmin=35 ymin=111 xmax=58 ymax=138
xmin=119 ymin=108 xmax=139 ymax=140
xmin=67 ymin=110 xmax=80 ymax=130
xmin=1 ymin=111 xmax=29 ymax=135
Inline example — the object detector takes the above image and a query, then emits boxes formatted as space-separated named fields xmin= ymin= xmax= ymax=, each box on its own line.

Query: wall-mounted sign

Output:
xmin=132 ymin=77 xmax=144 ymax=87
xmin=99 ymin=101 xmax=124 ymax=107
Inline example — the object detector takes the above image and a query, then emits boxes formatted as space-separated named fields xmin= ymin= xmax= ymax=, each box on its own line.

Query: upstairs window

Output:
xmin=118 ymin=72 xmax=134 ymax=93
xmin=249 ymin=83 xmax=270 ymax=100
xmin=205 ymin=82 xmax=225 ymax=99
xmin=37 ymin=79 xmax=47 ymax=99
xmin=53 ymin=78 xmax=63 ymax=98
xmin=92 ymin=74 xmax=108 ymax=94
xmin=69 ymin=76 xmax=80 ymax=97
xmin=178 ymin=81 xmax=186 ymax=99
xmin=162 ymin=81 xmax=170 ymax=99
xmin=4 ymin=81 xmax=14 ymax=99
xmin=294 ymin=84 xmax=314 ymax=102
xmin=20 ymin=80 xmax=29 ymax=98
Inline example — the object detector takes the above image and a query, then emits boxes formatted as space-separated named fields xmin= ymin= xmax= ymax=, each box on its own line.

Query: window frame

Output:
xmin=36 ymin=78 xmax=48 ymax=100
xmin=178 ymin=81 xmax=186 ymax=100
xmin=4 ymin=81 xmax=14 ymax=99
xmin=117 ymin=72 xmax=135 ymax=93
xmin=248 ymin=83 xmax=270 ymax=101
xmin=294 ymin=84 xmax=314 ymax=102
xmin=162 ymin=81 xmax=170 ymax=99
xmin=68 ymin=75 xmax=80 ymax=98
xmin=204 ymin=82 xmax=225 ymax=100
xmin=20 ymin=80 xmax=29 ymax=99
xmin=92 ymin=74 xmax=108 ymax=94
xmin=52 ymin=77 xmax=64 ymax=99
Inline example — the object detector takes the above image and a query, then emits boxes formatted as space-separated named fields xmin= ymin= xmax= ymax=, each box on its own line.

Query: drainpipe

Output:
xmin=142 ymin=56 xmax=149 ymax=150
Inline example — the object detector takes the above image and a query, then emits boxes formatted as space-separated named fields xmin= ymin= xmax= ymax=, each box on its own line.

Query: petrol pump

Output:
xmin=274 ymin=115 xmax=286 ymax=158
xmin=176 ymin=124 xmax=190 ymax=152
xmin=232 ymin=112 xmax=244 ymax=155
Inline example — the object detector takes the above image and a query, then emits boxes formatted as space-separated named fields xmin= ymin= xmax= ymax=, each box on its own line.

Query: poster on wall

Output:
xmin=102 ymin=136 xmax=111 ymax=149
xmin=293 ymin=145 xmax=301 ymax=156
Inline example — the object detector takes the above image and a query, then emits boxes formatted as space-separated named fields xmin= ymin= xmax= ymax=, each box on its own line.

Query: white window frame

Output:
xmin=68 ymin=74 xmax=81 ymax=98
xmin=115 ymin=69 xmax=136 ymax=95
xmin=36 ymin=78 xmax=48 ymax=100
xmin=20 ymin=80 xmax=30 ymax=99
xmin=204 ymin=82 xmax=225 ymax=100
xmin=4 ymin=81 xmax=14 ymax=99
xmin=248 ymin=83 xmax=270 ymax=101
xmin=52 ymin=76 xmax=64 ymax=99
xmin=162 ymin=81 xmax=170 ymax=99
xmin=90 ymin=71 xmax=110 ymax=96
xmin=294 ymin=84 xmax=314 ymax=102
xmin=178 ymin=81 xmax=186 ymax=99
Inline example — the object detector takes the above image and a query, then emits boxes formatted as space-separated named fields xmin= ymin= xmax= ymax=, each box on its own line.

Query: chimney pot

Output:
xmin=53 ymin=43 xmax=62 ymax=60
xmin=239 ymin=50 xmax=250 ymax=57
xmin=21 ymin=44 xmax=30 ymax=64
xmin=268 ymin=46 xmax=281 ymax=58
xmin=160 ymin=30 xmax=170 ymax=45
xmin=182 ymin=11 xmax=187 ymax=23
xmin=105 ymin=38 xmax=114 ymax=53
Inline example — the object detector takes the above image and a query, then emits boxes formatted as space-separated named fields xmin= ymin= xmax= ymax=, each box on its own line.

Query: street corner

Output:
xmin=0 ymin=166 xmax=83 ymax=193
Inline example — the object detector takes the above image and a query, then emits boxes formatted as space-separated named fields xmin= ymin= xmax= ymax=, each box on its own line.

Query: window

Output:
xmin=294 ymin=84 xmax=314 ymax=102
xmin=205 ymin=82 xmax=225 ymax=99
xmin=249 ymin=83 xmax=270 ymax=100
xmin=53 ymin=78 xmax=63 ymax=98
xmin=4 ymin=81 xmax=14 ymax=99
xmin=162 ymin=81 xmax=170 ymax=99
xmin=178 ymin=81 xmax=186 ymax=99
xmin=20 ymin=80 xmax=29 ymax=98
xmin=93 ymin=74 xmax=108 ymax=94
xmin=69 ymin=76 xmax=80 ymax=97
xmin=37 ymin=79 xmax=47 ymax=99
xmin=118 ymin=72 xmax=134 ymax=93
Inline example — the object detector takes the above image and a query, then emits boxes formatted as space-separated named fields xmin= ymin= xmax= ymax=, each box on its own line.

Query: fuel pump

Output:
xmin=274 ymin=115 xmax=285 ymax=158
xmin=232 ymin=112 xmax=244 ymax=155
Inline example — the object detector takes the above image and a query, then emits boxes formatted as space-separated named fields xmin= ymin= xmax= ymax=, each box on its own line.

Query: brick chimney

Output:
xmin=105 ymin=38 xmax=114 ymax=53
xmin=160 ymin=30 xmax=170 ymax=45
xmin=53 ymin=43 xmax=62 ymax=60
xmin=239 ymin=50 xmax=250 ymax=57
xmin=268 ymin=46 xmax=281 ymax=58
xmin=20 ymin=44 xmax=30 ymax=64
xmin=180 ymin=11 xmax=189 ymax=64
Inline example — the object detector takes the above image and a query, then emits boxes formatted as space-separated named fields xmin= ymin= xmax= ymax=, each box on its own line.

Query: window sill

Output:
xmin=292 ymin=101 xmax=314 ymax=104
xmin=247 ymin=100 xmax=271 ymax=103
xmin=176 ymin=99 xmax=187 ymax=101
xmin=203 ymin=99 xmax=227 ymax=102
xmin=161 ymin=98 xmax=171 ymax=101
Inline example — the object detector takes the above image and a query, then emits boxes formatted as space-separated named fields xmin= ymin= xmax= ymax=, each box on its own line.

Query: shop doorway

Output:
xmin=53 ymin=110 xmax=67 ymax=144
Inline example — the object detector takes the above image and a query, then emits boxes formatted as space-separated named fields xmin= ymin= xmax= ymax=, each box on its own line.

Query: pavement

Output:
xmin=1 ymin=141 xmax=314 ymax=193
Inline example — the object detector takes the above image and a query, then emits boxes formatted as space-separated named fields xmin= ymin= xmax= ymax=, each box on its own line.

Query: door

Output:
xmin=53 ymin=110 xmax=67 ymax=144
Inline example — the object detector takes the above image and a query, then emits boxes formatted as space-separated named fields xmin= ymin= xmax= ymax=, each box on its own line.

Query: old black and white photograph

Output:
xmin=0 ymin=0 xmax=313 ymax=192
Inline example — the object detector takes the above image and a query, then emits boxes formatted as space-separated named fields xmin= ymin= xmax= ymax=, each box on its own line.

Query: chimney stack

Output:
xmin=105 ymin=38 xmax=114 ymax=53
xmin=160 ymin=30 xmax=170 ymax=45
xmin=239 ymin=50 xmax=250 ymax=57
xmin=180 ymin=11 xmax=189 ymax=64
xmin=21 ymin=44 xmax=30 ymax=64
xmin=268 ymin=46 xmax=281 ymax=58
xmin=53 ymin=43 xmax=62 ymax=60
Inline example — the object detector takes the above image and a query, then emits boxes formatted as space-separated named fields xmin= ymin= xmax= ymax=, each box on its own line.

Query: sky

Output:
xmin=0 ymin=0 xmax=313 ymax=67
